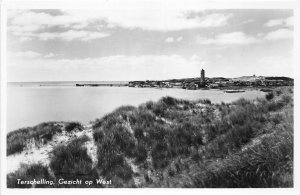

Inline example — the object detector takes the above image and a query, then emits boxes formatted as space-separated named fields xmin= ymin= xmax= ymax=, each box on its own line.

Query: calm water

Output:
xmin=7 ymin=86 xmax=266 ymax=132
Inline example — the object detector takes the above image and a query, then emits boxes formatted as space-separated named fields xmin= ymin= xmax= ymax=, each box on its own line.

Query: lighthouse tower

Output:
xmin=200 ymin=69 xmax=205 ymax=83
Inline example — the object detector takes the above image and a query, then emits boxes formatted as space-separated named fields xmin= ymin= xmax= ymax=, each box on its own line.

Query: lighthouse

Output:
xmin=200 ymin=69 xmax=205 ymax=83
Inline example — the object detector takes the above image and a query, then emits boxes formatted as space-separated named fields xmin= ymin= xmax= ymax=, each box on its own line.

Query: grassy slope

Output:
xmin=7 ymin=122 xmax=83 ymax=155
xmin=7 ymin=87 xmax=293 ymax=188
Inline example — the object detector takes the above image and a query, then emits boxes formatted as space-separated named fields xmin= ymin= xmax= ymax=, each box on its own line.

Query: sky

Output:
xmin=6 ymin=8 xmax=293 ymax=81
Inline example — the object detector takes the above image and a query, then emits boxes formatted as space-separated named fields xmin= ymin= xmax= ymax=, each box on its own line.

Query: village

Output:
xmin=128 ymin=69 xmax=294 ymax=90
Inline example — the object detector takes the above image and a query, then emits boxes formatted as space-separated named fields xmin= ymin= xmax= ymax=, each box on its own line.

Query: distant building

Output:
xmin=200 ymin=69 xmax=205 ymax=82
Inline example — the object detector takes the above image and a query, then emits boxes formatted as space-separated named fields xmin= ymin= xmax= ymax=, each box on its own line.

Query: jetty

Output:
xmin=75 ymin=83 xmax=128 ymax=87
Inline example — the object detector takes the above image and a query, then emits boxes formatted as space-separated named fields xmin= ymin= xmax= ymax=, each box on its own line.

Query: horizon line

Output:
xmin=7 ymin=75 xmax=294 ymax=83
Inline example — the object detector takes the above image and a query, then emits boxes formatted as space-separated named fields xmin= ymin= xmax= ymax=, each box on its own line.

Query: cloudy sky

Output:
xmin=7 ymin=8 xmax=293 ymax=81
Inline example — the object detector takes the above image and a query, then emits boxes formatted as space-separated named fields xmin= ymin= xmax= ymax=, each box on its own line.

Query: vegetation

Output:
xmin=49 ymin=136 xmax=99 ymax=188
xmin=7 ymin=163 xmax=55 ymax=188
xmin=7 ymin=121 xmax=84 ymax=155
xmin=65 ymin=122 xmax=83 ymax=132
xmin=7 ymin=122 xmax=63 ymax=155
xmin=7 ymin=87 xmax=293 ymax=188
xmin=7 ymin=136 xmax=99 ymax=188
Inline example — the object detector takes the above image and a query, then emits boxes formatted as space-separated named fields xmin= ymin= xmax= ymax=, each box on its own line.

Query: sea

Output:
xmin=7 ymin=81 xmax=266 ymax=132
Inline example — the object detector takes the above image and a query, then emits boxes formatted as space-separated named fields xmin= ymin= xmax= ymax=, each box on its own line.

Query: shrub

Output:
xmin=134 ymin=127 xmax=144 ymax=139
xmin=7 ymin=137 xmax=25 ymax=155
xmin=170 ymin=123 xmax=203 ymax=150
xmin=111 ymin=125 xmax=136 ymax=157
xmin=65 ymin=122 xmax=83 ymax=132
xmin=97 ymin=135 xmax=124 ymax=172
xmin=199 ymin=99 xmax=212 ymax=104
xmin=160 ymin=96 xmax=178 ymax=106
xmin=148 ymin=123 xmax=168 ymax=141
xmin=7 ymin=163 xmax=54 ymax=188
xmin=266 ymin=92 xmax=274 ymax=100
xmin=96 ymin=135 xmax=133 ymax=182
xmin=276 ymin=89 xmax=283 ymax=96
xmin=193 ymin=130 xmax=293 ymax=188
xmin=145 ymin=101 xmax=154 ymax=110
xmin=280 ymin=94 xmax=292 ymax=105
xmin=93 ymin=129 xmax=105 ymax=142
xmin=7 ymin=122 xmax=63 ymax=155
xmin=151 ymin=142 xmax=170 ymax=169
xmin=134 ymin=142 xmax=148 ymax=163
xmin=50 ymin=137 xmax=93 ymax=179
xmin=268 ymin=101 xmax=285 ymax=111
xmin=152 ymin=102 xmax=167 ymax=116
xmin=73 ymin=135 xmax=90 ymax=145
xmin=233 ymin=98 xmax=251 ymax=107
xmin=129 ymin=109 xmax=156 ymax=127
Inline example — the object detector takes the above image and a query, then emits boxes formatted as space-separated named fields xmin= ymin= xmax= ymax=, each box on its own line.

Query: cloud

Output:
xmin=10 ymin=51 xmax=41 ymax=59
xmin=9 ymin=10 xmax=86 ymax=28
xmin=197 ymin=32 xmax=260 ymax=45
xmin=189 ymin=13 xmax=232 ymax=28
xmin=8 ymin=9 xmax=233 ymax=42
xmin=240 ymin=19 xmax=254 ymax=25
xmin=264 ymin=16 xmax=293 ymax=27
xmin=264 ymin=28 xmax=293 ymax=41
xmin=176 ymin=36 xmax=183 ymax=42
xmin=44 ymin=53 xmax=55 ymax=58
xmin=196 ymin=28 xmax=293 ymax=46
xmin=9 ymin=51 xmax=60 ymax=60
xmin=8 ymin=10 xmax=111 ymax=42
xmin=37 ymin=30 xmax=110 ymax=41
xmin=165 ymin=36 xmax=183 ymax=43
xmin=165 ymin=37 xmax=175 ymax=43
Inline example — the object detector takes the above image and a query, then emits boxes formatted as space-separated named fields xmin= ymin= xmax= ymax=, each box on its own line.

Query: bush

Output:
xmin=7 ymin=163 xmax=54 ymax=188
xmin=50 ymin=137 xmax=93 ymax=179
xmin=96 ymin=135 xmax=133 ymax=182
xmin=134 ymin=142 xmax=148 ymax=163
xmin=193 ymin=130 xmax=293 ymax=187
xmin=152 ymin=102 xmax=167 ymax=116
xmin=93 ymin=129 xmax=105 ymax=142
xmin=111 ymin=125 xmax=136 ymax=157
xmin=276 ymin=89 xmax=283 ymax=96
xmin=268 ymin=101 xmax=285 ymax=111
xmin=97 ymin=135 xmax=124 ymax=171
xmin=65 ymin=122 xmax=83 ymax=132
xmin=151 ymin=142 xmax=170 ymax=169
xmin=134 ymin=127 xmax=144 ymax=139
xmin=169 ymin=123 xmax=203 ymax=156
xmin=266 ymin=92 xmax=274 ymax=100
xmin=7 ymin=137 xmax=26 ymax=155
xmin=145 ymin=101 xmax=154 ymax=110
xmin=7 ymin=122 xmax=63 ymax=155
xmin=198 ymin=99 xmax=212 ymax=104
xmin=160 ymin=96 xmax=178 ymax=106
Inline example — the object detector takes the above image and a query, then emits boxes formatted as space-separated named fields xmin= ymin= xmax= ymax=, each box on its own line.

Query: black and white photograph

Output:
xmin=0 ymin=0 xmax=298 ymax=192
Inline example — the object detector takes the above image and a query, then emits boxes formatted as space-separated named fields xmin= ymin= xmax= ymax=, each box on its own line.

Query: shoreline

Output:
xmin=9 ymin=82 xmax=279 ymax=91
xmin=6 ymin=87 xmax=267 ymax=132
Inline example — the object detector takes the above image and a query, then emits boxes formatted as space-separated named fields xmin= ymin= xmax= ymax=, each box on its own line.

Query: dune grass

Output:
xmin=7 ymin=87 xmax=293 ymax=188
xmin=7 ymin=136 xmax=98 ymax=188
xmin=91 ymin=87 xmax=293 ymax=187
xmin=7 ymin=163 xmax=55 ymax=188
xmin=65 ymin=122 xmax=84 ymax=132
xmin=7 ymin=122 xmax=63 ymax=155
xmin=7 ymin=121 xmax=84 ymax=156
